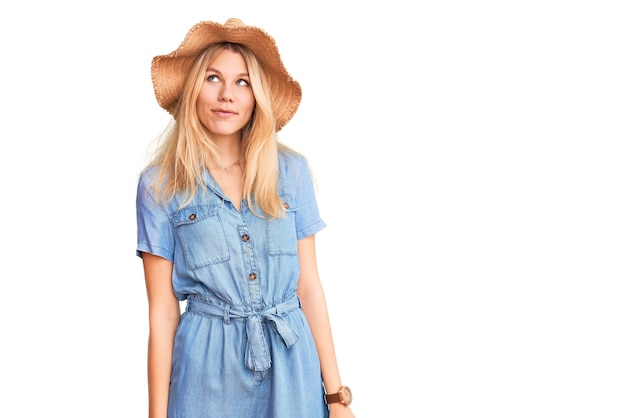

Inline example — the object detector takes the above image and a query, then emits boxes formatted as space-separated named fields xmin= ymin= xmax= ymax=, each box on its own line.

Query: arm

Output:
xmin=142 ymin=252 xmax=180 ymax=418
xmin=297 ymin=235 xmax=355 ymax=418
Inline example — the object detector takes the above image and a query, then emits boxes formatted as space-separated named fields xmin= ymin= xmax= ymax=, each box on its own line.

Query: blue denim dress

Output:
xmin=136 ymin=150 xmax=329 ymax=418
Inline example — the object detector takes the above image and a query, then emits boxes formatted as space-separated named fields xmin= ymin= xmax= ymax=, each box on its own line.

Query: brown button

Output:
xmin=283 ymin=202 xmax=289 ymax=209
xmin=188 ymin=214 xmax=196 ymax=221
xmin=248 ymin=273 xmax=257 ymax=281
xmin=242 ymin=234 xmax=250 ymax=242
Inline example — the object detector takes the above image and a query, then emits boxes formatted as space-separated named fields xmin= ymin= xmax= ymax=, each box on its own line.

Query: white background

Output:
xmin=1 ymin=1 xmax=625 ymax=417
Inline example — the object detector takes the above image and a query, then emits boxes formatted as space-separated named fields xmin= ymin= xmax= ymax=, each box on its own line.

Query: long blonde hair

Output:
xmin=145 ymin=42 xmax=288 ymax=218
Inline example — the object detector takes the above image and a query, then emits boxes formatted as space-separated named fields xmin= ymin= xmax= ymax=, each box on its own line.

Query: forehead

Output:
xmin=207 ymin=48 xmax=248 ymax=73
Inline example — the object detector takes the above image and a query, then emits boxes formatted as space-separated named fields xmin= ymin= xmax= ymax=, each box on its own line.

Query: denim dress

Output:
xmin=136 ymin=150 xmax=329 ymax=418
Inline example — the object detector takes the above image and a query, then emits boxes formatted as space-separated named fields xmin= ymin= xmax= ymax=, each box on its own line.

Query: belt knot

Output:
xmin=187 ymin=295 xmax=301 ymax=371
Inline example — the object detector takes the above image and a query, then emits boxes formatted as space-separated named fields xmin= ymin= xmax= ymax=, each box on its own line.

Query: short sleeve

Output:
xmin=135 ymin=169 xmax=175 ymax=261
xmin=293 ymin=155 xmax=326 ymax=240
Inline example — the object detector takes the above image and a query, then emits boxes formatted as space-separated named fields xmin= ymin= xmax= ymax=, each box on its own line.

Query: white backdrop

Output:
xmin=1 ymin=1 xmax=625 ymax=417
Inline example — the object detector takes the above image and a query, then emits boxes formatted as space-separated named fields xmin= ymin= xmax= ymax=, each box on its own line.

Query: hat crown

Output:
xmin=224 ymin=18 xmax=244 ymax=28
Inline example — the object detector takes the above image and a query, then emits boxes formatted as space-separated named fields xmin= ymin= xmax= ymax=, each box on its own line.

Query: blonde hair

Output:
xmin=145 ymin=42 xmax=289 ymax=218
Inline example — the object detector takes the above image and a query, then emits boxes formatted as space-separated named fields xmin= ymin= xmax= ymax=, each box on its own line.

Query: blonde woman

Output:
xmin=136 ymin=18 xmax=355 ymax=418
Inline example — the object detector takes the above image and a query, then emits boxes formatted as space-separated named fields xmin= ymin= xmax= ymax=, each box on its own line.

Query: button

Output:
xmin=242 ymin=234 xmax=250 ymax=242
xmin=283 ymin=202 xmax=289 ymax=209
xmin=249 ymin=273 xmax=257 ymax=281
xmin=188 ymin=214 xmax=196 ymax=221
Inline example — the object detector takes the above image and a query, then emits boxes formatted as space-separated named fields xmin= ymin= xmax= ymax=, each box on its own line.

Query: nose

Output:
xmin=219 ymin=85 xmax=233 ymax=102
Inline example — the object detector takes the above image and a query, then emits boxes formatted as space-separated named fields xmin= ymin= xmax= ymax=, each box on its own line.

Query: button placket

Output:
xmin=238 ymin=224 xmax=262 ymax=303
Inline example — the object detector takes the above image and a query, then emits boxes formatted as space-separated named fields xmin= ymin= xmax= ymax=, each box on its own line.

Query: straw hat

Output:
xmin=151 ymin=18 xmax=302 ymax=131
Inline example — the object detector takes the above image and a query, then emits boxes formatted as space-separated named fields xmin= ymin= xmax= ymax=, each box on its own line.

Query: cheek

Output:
xmin=196 ymin=89 xmax=216 ymax=121
xmin=196 ymin=89 xmax=212 ymax=108
xmin=242 ymin=95 xmax=256 ymax=117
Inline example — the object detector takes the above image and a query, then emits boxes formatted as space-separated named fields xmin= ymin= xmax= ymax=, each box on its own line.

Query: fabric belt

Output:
xmin=186 ymin=295 xmax=301 ymax=371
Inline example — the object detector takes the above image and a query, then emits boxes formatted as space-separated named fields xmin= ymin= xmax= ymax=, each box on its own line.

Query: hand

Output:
xmin=329 ymin=403 xmax=355 ymax=418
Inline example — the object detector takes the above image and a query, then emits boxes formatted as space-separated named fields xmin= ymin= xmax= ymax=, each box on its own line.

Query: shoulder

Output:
xmin=138 ymin=165 xmax=160 ymax=186
xmin=278 ymin=148 xmax=305 ymax=165
xmin=278 ymin=148 xmax=308 ymax=177
xmin=136 ymin=165 xmax=163 ymax=207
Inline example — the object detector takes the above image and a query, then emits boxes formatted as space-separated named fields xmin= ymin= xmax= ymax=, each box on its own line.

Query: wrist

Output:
xmin=324 ymin=385 xmax=352 ymax=406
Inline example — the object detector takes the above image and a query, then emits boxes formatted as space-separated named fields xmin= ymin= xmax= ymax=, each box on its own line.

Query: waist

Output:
xmin=186 ymin=294 xmax=301 ymax=321
xmin=186 ymin=294 xmax=302 ymax=371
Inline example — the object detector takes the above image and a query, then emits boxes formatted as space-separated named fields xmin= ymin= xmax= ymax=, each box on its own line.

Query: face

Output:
xmin=196 ymin=48 xmax=255 ymax=141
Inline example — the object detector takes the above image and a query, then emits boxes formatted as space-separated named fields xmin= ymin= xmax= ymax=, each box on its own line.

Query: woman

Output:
xmin=136 ymin=18 xmax=355 ymax=418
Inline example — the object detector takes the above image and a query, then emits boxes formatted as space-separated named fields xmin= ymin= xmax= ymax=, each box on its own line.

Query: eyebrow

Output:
xmin=206 ymin=67 xmax=249 ymax=78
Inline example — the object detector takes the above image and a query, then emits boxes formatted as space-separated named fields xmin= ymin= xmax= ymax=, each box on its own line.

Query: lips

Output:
xmin=213 ymin=108 xmax=237 ymax=117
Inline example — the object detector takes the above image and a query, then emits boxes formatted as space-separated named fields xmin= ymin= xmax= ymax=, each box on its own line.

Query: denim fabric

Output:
xmin=136 ymin=150 xmax=329 ymax=417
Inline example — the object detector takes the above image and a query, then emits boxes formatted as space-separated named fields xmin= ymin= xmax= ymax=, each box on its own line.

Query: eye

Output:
xmin=236 ymin=78 xmax=250 ymax=86
xmin=207 ymin=74 xmax=220 ymax=83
